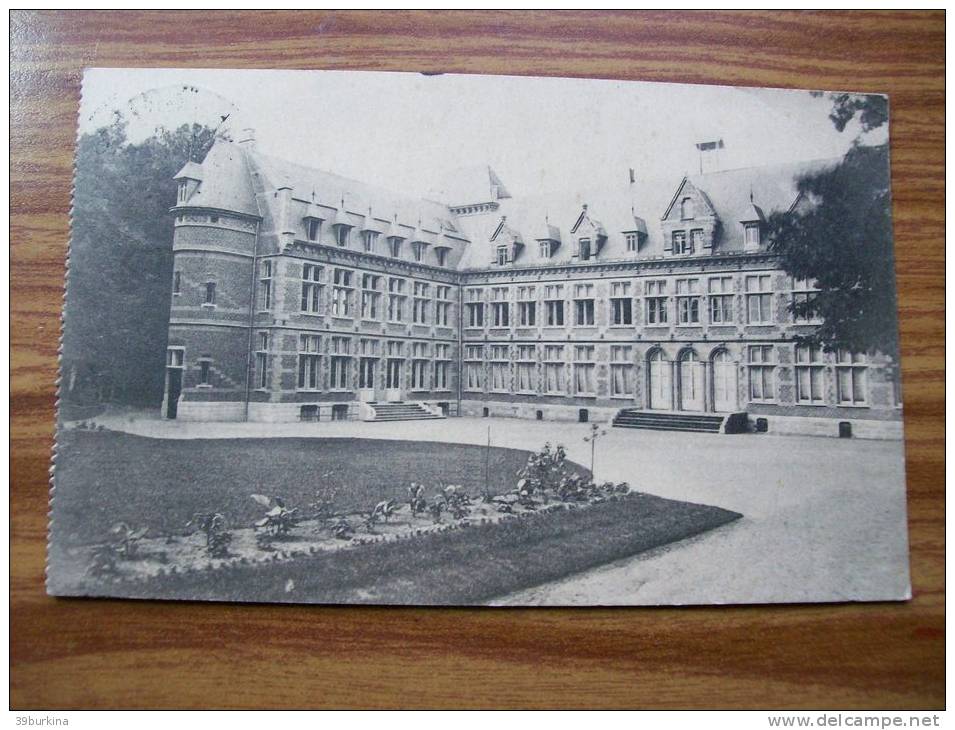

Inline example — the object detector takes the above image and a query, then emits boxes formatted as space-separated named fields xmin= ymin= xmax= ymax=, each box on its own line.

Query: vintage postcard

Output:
xmin=49 ymin=68 xmax=910 ymax=605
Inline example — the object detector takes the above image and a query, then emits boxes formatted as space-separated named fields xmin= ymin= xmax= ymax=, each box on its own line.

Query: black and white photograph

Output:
xmin=49 ymin=67 xmax=910 ymax=606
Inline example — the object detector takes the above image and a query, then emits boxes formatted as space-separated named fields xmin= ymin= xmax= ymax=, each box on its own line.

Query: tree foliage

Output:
xmin=767 ymin=93 xmax=897 ymax=360
xmin=62 ymin=118 xmax=218 ymax=407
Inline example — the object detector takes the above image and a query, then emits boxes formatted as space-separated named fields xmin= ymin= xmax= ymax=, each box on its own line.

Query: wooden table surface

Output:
xmin=10 ymin=10 xmax=944 ymax=709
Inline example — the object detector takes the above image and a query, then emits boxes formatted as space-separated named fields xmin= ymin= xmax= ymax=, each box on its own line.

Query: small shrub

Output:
xmin=441 ymin=485 xmax=472 ymax=520
xmin=428 ymin=500 xmax=444 ymax=524
xmin=332 ymin=517 xmax=354 ymax=540
xmin=110 ymin=522 xmax=149 ymax=558
xmin=250 ymin=494 xmax=300 ymax=538
xmin=309 ymin=483 xmax=339 ymax=524
xmin=408 ymin=483 xmax=427 ymax=517
xmin=187 ymin=512 xmax=233 ymax=558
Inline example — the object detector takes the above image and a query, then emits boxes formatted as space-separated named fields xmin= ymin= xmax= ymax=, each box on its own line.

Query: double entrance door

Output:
xmin=647 ymin=349 xmax=738 ymax=413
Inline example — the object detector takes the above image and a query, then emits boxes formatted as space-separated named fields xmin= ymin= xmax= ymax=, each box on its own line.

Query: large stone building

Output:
xmin=161 ymin=133 xmax=902 ymax=438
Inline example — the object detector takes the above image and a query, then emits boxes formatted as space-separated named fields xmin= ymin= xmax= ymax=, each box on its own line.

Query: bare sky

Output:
xmin=80 ymin=68 xmax=885 ymax=201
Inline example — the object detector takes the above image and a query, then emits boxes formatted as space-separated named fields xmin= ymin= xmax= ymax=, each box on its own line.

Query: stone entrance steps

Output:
xmin=612 ymin=409 xmax=746 ymax=434
xmin=368 ymin=401 xmax=445 ymax=422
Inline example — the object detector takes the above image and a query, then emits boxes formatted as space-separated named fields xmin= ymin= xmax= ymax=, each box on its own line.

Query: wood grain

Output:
xmin=10 ymin=10 xmax=944 ymax=709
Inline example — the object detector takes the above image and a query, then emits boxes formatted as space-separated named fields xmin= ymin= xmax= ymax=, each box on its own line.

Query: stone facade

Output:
xmin=161 ymin=139 xmax=903 ymax=438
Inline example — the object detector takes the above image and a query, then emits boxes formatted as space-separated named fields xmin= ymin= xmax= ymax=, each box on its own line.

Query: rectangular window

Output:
xmin=258 ymin=260 xmax=273 ymax=311
xmin=496 ymin=245 xmax=509 ymax=266
xmin=255 ymin=332 xmax=269 ymax=389
xmin=625 ymin=233 xmax=637 ymax=252
xmin=387 ymin=277 xmax=406 ymax=322
xmin=411 ymin=341 xmax=430 ymax=390
xmin=836 ymin=350 xmax=868 ymax=405
xmin=386 ymin=340 xmax=403 ymax=389
xmin=690 ymin=229 xmax=704 ymax=251
xmin=331 ymin=268 xmax=353 ymax=317
xmin=516 ymin=344 xmax=536 ymax=393
xmin=464 ymin=344 xmax=484 ymax=391
xmin=543 ymin=345 xmax=565 ymax=394
xmin=412 ymin=281 xmax=431 ymax=324
xmin=745 ymin=274 xmax=773 ymax=323
xmin=362 ymin=230 xmax=378 ymax=252
xmin=574 ymin=283 xmax=595 ymax=326
xmin=329 ymin=336 xmax=351 ymax=390
xmin=573 ymin=345 xmax=596 ymax=395
xmin=795 ymin=344 xmax=825 ymax=405
xmin=578 ymin=238 xmax=592 ymax=260
xmin=544 ymin=285 xmax=564 ymax=326
xmin=434 ymin=285 xmax=452 ymax=326
xmin=539 ymin=240 xmax=551 ymax=259
xmin=435 ymin=247 xmax=449 ymax=267
xmin=358 ymin=339 xmax=378 ymax=389
xmin=489 ymin=344 xmax=509 ymax=392
xmin=491 ymin=287 xmax=510 ymax=327
xmin=517 ymin=286 xmax=537 ymax=326
xmin=610 ymin=345 xmax=634 ymax=397
xmin=672 ymin=231 xmax=689 ymax=255
xmin=708 ymin=276 xmax=734 ymax=324
xmin=198 ymin=359 xmax=211 ymax=386
xmin=204 ymin=282 xmax=216 ymax=306
xmin=412 ymin=242 xmax=426 ymax=262
xmin=747 ymin=345 xmax=775 ymax=402
xmin=360 ymin=273 xmax=381 ymax=320
xmin=465 ymin=288 xmax=485 ymax=328
xmin=645 ymin=279 xmax=668 ymax=324
xmin=336 ymin=226 xmax=350 ymax=247
xmin=744 ymin=223 xmax=761 ymax=248
xmin=306 ymin=219 xmax=321 ymax=242
xmin=675 ymin=278 xmax=701 ymax=325
xmin=172 ymin=270 xmax=182 ymax=296
xmin=434 ymin=342 xmax=451 ymax=390
xmin=388 ymin=237 xmax=402 ymax=258
xmin=792 ymin=277 xmax=821 ymax=324
xmin=301 ymin=263 xmax=323 ymax=314
xmin=297 ymin=334 xmax=322 ymax=390
xmin=610 ymin=281 xmax=633 ymax=326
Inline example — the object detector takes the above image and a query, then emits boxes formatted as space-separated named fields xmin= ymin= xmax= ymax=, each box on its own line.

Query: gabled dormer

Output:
xmin=489 ymin=216 xmax=524 ymax=265
xmin=359 ymin=207 xmax=380 ymax=253
xmin=622 ymin=212 xmax=648 ymax=254
xmin=661 ymin=178 xmax=720 ymax=256
xmin=410 ymin=218 xmax=430 ymax=263
xmin=740 ymin=193 xmax=766 ymax=252
xmin=570 ymin=204 xmax=607 ymax=261
xmin=534 ymin=218 xmax=561 ymax=260
xmin=386 ymin=214 xmax=405 ymax=258
xmin=331 ymin=197 xmax=353 ymax=247
xmin=302 ymin=191 xmax=325 ymax=242
xmin=173 ymin=161 xmax=203 ymax=206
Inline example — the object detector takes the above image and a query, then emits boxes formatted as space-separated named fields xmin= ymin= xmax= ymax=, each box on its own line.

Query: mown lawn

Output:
xmin=52 ymin=430 xmax=587 ymax=545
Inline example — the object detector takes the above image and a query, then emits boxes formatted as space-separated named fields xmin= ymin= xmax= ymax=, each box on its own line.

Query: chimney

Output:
xmin=695 ymin=138 xmax=724 ymax=175
xmin=238 ymin=128 xmax=256 ymax=149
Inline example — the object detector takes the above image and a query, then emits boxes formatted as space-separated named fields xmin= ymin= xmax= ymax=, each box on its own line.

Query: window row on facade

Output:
xmin=302 ymin=219 xmax=452 ymax=267
xmin=461 ymin=276 xmax=820 ymax=329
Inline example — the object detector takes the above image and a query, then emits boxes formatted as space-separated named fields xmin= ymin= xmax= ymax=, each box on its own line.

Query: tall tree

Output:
xmin=766 ymin=93 xmax=897 ymax=359
xmin=62 ymin=118 xmax=219 ymax=408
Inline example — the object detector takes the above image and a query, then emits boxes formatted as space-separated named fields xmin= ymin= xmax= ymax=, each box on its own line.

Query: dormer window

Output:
xmin=362 ymin=231 xmax=378 ymax=252
xmin=336 ymin=226 xmax=350 ymax=247
xmin=435 ymin=248 xmax=449 ymax=267
xmin=625 ymin=233 xmax=637 ymax=252
xmin=497 ymin=245 xmax=509 ymax=266
xmin=680 ymin=197 xmax=695 ymax=220
xmin=539 ymin=240 xmax=552 ymax=259
xmin=306 ymin=219 xmax=321 ymax=242
xmin=177 ymin=181 xmax=188 ymax=203
xmin=389 ymin=237 xmax=402 ymax=258
xmin=578 ymin=238 xmax=592 ymax=261
xmin=744 ymin=223 xmax=761 ymax=248
xmin=412 ymin=241 xmax=426 ymax=262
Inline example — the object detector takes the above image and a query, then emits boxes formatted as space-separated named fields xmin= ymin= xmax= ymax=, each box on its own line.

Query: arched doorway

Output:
xmin=647 ymin=349 xmax=672 ymax=410
xmin=678 ymin=349 xmax=704 ymax=412
xmin=712 ymin=349 xmax=738 ymax=412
